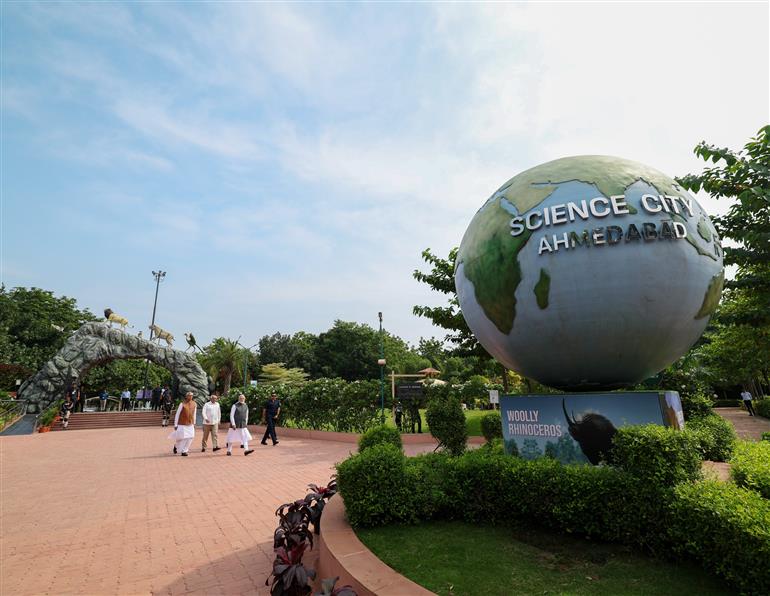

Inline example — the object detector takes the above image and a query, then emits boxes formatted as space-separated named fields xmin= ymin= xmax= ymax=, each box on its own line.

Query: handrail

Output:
xmin=0 ymin=399 xmax=28 ymax=432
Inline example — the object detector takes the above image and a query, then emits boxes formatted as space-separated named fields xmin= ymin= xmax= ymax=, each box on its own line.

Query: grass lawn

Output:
xmin=383 ymin=408 xmax=489 ymax=437
xmin=356 ymin=521 xmax=732 ymax=596
xmin=281 ymin=408 xmax=491 ymax=436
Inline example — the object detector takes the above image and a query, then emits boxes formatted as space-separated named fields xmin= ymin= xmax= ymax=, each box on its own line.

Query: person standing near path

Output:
xmin=201 ymin=394 xmax=221 ymax=452
xmin=260 ymin=393 xmax=281 ymax=446
xmin=227 ymin=394 xmax=253 ymax=456
xmin=99 ymin=389 xmax=109 ymax=411
xmin=160 ymin=391 xmax=173 ymax=427
xmin=60 ymin=396 xmax=75 ymax=429
xmin=151 ymin=386 xmax=162 ymax=411
xmin=170 ymin=392 xmax=197 ymax=456
xmin=120 ymin=388 xmax=131 ymax=411
xmin=741 ymin=389 xmax=756 ymax=416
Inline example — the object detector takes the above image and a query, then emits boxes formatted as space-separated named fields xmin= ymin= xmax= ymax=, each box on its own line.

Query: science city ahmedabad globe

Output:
xmin=455 ymin=155 xmax=724 ymax=391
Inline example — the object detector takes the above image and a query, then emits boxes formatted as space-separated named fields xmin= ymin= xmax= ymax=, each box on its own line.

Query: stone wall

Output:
xmin=18 ymin=323 xmax=210 ymax=413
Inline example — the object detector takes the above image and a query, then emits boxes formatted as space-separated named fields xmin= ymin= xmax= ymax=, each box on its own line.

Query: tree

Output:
xmin=258 ymin=362 xmax=309 ymax=386
xmin=413 ymin=248 xmax=513 ymax=390
xmin=313 ymin=320 xmax=429 ymax=380
xmin=81 ymin=360 xmax=171 ymax=396
xmin=412 ymin=248 xmax=485 ymax=356
xmin=677 ymin=125 xmax=770 ymax=325
xmin=0 ymin=286 xmax=96 ymax=373
xmin=200 ymin=338 xmax=243 ymax=395
xmin=259 ymin=331 xmax=319 ymax=377
xmin=676 ymin=125 xmax=770 ymax=394
xmin=315 ymin=320 xmax=380 ymax=380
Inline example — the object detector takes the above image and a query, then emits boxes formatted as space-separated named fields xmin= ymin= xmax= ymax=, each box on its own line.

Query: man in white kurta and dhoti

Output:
xmin=169 ymin=391 xmax=197 ymax=456
xmin=227 ymin=394 xmax=253 ymax=456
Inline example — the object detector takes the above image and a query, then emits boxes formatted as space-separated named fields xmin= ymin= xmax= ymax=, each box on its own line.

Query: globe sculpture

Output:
xmin=455 ymin=155 xmax=724 ymax=391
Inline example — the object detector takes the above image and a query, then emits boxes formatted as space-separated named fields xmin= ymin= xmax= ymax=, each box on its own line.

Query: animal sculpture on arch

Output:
xmin=149 ymin=324 xmax=174 ymax=347
xmin=184 ymin=332 xmax=201 ymax=353
xmin=103 ymin=309 xmax=131 ymax=330
xmin=562 ymin=399 xmax=617 ymax=465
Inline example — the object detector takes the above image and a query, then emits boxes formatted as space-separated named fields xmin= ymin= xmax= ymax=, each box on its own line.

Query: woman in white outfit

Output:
xmin=169 ymin=391 xmax=197 ymax=456
xmin=227 ymin=394 xmax=253 ymax=456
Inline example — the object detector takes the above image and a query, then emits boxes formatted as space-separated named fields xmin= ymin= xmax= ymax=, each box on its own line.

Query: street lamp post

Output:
xmin=142 ymin=270 xmax=166 ymax=396
xmin=378 ymin=312 xmax=386 ymax=424
xmin=241 ymin=343 xmax=258 ymax=392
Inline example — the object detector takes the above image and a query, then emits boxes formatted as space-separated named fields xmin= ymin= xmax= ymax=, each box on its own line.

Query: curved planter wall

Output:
xmin=318 ymin=496 xmax=435 ymax=596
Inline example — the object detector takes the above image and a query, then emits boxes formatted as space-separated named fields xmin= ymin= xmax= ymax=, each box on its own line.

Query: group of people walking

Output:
xmin=168 ymin=392 xmax=281 ymax=456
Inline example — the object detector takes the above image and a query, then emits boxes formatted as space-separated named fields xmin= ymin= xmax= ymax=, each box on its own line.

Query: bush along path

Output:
xmin=336 ymin=425 xmax=770 ymax=595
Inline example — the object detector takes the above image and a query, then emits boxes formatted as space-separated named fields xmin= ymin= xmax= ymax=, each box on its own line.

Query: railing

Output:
xmin=0 ymin=399 xmax=28 ymax=432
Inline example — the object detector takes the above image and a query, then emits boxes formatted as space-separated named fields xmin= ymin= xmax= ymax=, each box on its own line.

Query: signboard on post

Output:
xmin=396 ymin=382 xmax=424 ymax=400
xmin=500 ymin=391 xmax=684 ymax=465
xmin=488 ymin=390 xmax=499 ymax=405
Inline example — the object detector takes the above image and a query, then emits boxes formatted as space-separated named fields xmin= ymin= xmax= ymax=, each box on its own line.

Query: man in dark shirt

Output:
xmin=151 ymin=386 xmax=162 ymax=411
xmin=260 ymin=393 xmax=281 ymax=446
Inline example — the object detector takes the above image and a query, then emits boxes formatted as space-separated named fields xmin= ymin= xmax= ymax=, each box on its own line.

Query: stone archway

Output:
xmin=19 ymin=322 xmax=210 ymax=413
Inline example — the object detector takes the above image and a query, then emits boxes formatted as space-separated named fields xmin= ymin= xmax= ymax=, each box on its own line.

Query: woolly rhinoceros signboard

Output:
xmin=500 ymin=392 xmax=684 ymax=465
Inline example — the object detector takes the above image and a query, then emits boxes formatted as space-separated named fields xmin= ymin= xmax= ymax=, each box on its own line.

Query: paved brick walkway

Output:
xmin=714 ymin=407 xmax=770 ymax=441
xmin=0 ymin=428 xmax=431 ymax=595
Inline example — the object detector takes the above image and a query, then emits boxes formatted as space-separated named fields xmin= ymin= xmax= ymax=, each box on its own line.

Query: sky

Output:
xmin=2 ymin=1 xmax=768 ymax=349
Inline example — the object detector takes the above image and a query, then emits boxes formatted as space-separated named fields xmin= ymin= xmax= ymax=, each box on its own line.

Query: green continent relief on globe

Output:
xmin=455 ymin=155 xmax=724 ymax=390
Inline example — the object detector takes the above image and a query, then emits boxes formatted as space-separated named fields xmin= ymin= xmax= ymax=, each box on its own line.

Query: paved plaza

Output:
xmin=1 ymin=427 xmax=428 ymax=595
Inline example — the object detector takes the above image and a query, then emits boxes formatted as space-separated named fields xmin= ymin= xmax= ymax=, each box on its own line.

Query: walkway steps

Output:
xmin=51 ymin=411 xmax=164 ymax=431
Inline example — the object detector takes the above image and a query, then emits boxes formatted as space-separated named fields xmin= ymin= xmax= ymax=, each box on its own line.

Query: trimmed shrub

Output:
xmin=731 ymin=441 xmax=770 ymax=499
xmin=668 ymin=481 xmax=770 ymax=594
xmin=337 ymin=445 xmax=770 ymax=592
xmin=358 ymin=425 xmax=402 ymax=453
xmin=762 ymin=432 xmax=770 ymax=442
xmin=712 ymin=399 xmax=741 ymax=408
xmin=480 ymin=411 xmax=503 ymax=443
xmin=425 ymin=396 xmax=467 ymax=456
xmin=336 ymin=444 xmax=417 ymax=527
xmin=755 ymin=398 xmax=770 ymax=419
xmin=681 ymin=392 xmax=714 ymax=420
xmin=610 ymin=425 xmax=702 ymax=486
xmin=686 ymin=414 xmax=737 ymax=462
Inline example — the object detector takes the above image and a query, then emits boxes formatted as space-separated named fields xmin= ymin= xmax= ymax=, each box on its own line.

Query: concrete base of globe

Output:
xmin=500 ymin=391 xmax=684 ymax=465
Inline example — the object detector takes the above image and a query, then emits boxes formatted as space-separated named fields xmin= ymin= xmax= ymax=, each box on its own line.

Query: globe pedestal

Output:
xmin=500 ymin=391 xmax=684 ymax=465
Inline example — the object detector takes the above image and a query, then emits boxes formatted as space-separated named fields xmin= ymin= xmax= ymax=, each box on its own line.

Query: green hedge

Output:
xmin=359 ymin=425 xmax=402 ymax=453
xmin=425 ymin=396 xmax=467 ymax=456
xmin=731 ymin=441 xmax=770 ymax=499
xmin=336 ymin=444 xmax=419 ymax=526
xmin=669 ymin=480 xmax=770 ymax=594
xmin=712 ymin=399 xmax=741 ymax=408
xmin=337 ymin=442 xmax=770 ymax=593
xmin=685 ymin=414 xmax=737 ymax=462
xmin=680 ymin=392 xmax=714 ymax=420
xmin=610 ymin=425 xmax=702 ymax=486
xmin=480 ymin=412 xmax=503 ymax=442
xmin=755 ymin=398 xmax=770 ymax=419
xmin=223 ymin=378 xmax=381 ymax=433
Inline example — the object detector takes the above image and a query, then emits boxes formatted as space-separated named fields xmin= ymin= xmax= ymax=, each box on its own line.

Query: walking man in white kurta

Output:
xmin=227 ymin=394 xmax=253 ymax=456
xmin=201 ymin=394 xmax=221 ymax=452
xmin=170 ymin=391 xmax=197 ymax=456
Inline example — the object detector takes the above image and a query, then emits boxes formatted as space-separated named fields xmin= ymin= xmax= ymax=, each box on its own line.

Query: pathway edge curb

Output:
xmin=318 ymin=495 xmax=436 ymax=596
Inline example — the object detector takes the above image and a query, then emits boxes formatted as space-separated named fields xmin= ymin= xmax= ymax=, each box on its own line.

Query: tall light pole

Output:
xmin=239 ymin=342 xmax=259 ymax=392
xmin=378 ymin=312 xmax=386 ymax=424
xmin=142 ymin=270 xmax=166 ymax=396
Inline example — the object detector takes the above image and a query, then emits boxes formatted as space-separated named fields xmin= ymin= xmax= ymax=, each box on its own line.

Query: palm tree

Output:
xmin=200 ymin=338 xmax=242 ymax=395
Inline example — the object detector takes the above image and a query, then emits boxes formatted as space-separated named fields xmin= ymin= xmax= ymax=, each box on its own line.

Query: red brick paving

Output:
xmin=714 ymin=407 xmax=770 ymax=441
xmin=0 ymin=427 xmax=434 ymax=595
